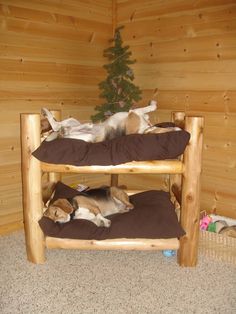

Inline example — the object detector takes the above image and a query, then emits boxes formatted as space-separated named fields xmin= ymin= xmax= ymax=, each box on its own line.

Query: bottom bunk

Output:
xmin=38 ymin=183 xmax=184 ymax=253
xmin=20 ymin=111 xmax=204 ymax=267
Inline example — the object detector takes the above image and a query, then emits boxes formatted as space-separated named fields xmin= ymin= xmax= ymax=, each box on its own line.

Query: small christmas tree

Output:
xmin=91 ymin=26 xmax=142 ymax=122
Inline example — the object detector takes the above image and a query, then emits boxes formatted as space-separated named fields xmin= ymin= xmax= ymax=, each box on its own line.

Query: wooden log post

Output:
xmin=178 ymin=116 xmax=204 ymax=266
xmin=110 ymin=174 xmax=119 ymax=186
xmin=172 ymin=111 xmax=186 ymax=129
xmin=47 ymin=110 xmax=62 ymax=184
xmin=21 ymin=113 xmax=45 ymax=264
xmin=170 ymin=112 xmax=186 ymax=212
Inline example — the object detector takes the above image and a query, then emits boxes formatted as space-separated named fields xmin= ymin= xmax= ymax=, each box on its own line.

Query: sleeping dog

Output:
xmin=43 ymin=186 xmax=134 ymax=227
xmin=41 ymin=100 xmax=180 ymax=142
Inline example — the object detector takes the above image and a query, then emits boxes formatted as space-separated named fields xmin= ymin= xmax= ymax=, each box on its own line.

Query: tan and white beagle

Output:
xmin=43 ymin=186 xmax=134 ymax=227
xmin=41 ymin=101 xmax=180 ymax=142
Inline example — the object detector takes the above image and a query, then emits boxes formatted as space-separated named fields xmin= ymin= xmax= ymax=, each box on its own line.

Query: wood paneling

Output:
xmin=0 ymin=0 xmax=112 ymax=234
xmin=117 ymin=0 xmax=236 ymax=219
xmin=0 ymin=0 xmax=235 ymax=235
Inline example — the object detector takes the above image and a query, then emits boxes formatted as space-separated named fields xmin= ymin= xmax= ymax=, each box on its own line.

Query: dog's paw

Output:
xmin=95 ymin=213 xmax=111 ymax=227
xmin=41 ymin=108 xmax=50 ymax=117
xmin=104 ymin=219 xmax=111 ymax=227
xmin=126 ymin=203 xmax=134 ymax=210
xmin=149 ymin=100 xmax=157 ymax=111
xmin=102 ymin=218 xmax=111 ymax=228
xmin=100 ymin=218 xmax=111 ymax=228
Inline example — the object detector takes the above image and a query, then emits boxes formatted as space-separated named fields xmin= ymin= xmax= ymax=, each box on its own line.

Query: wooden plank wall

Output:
xmin=0 ymin=0 xmax=235 ymax=235
xmin=117 ymin=0 xmax=236 ymax=218
xmin=0 ymin=0 xmax=112 ymax=234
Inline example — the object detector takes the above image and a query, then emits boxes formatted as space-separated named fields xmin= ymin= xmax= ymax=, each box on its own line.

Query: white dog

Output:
xmin=42 ymin=101 xmax=180 ymax=142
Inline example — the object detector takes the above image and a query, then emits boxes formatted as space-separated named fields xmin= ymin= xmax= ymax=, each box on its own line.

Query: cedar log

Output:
xmin=170 ymin=112 xmax=185 ymax=208
xmin=46 ymin=110 xmax=62 ymax=184
xmin=41 ymin=160 xmax=184 ymax=174
xmin=46 ymin=237 xmax=179 ymax=251
xmin=178 ymin=116 xmax=204 ymax=266
xmin=111 ymin=174 xmax=119 ymax=186
xmin=21 ymin=113 xmax=45 ymax=263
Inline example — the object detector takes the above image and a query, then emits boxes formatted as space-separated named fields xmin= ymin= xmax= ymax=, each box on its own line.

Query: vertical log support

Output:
xmin=170 ymin=112 xmax=185 ymax=208
xmin=47 ymin=110 xmax=62 ymax=184
xmin=21 ymin=113 xmax=45 ymax=264
xmin=172 ymin=111 xmax=186 ymax=129
xmin=178 ymin=116 xmax=204 ymax=266
xmin=110 ymin=174 xmax=119 ymax=186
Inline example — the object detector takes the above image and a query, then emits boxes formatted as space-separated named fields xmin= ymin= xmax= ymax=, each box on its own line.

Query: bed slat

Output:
xmin=41 ymin=160 xmax=184 ymax=174
xmin=46 ymin=237 xmax=179 ymax=251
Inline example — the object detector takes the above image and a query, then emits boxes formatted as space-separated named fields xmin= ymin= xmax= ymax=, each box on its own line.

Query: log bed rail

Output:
xmin=41 ymin=160 xmax=184 ymax=174
xmin=20 ymin=110 xmax=204 ymax=267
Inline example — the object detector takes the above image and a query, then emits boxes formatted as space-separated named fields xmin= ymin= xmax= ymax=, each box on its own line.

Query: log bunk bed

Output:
xmin=20 ymin=110 xmax=204 ymax=267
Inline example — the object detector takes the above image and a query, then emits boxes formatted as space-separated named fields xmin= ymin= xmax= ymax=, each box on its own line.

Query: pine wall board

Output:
xmin=0 ymin=0 xmax=236 ymax=235
xmin=0 ymin=0 xmax=112 ymax=234
xmin=117 ymin=0 xmax=236 ymax=218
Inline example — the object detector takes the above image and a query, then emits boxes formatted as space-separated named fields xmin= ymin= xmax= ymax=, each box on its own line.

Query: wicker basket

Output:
xmin=199 ymin=230 xmax=236 ymax=265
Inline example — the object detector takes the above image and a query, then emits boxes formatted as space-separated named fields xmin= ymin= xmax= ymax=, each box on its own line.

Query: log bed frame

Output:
xmin=20 ymin=110 xmax=204 ymax=266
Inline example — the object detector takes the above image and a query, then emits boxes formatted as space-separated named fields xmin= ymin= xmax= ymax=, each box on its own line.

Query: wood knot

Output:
xmin=186 ymin=194 xmax=193 ymax=202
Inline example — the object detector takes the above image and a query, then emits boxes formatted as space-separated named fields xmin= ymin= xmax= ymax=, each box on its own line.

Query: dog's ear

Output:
xmin=125 ymin=111 xmax=141 ymax=134
xmin=52 ymin=198 xmax=74 ymax=214
xmin=43 ymin=208 xmax=51 ymax=218
xmin=42 ymin=181 xmax=56 ymax=206
xmin=110 ymin=187 xmax=134 ymax=209
xmin=41 ymin=117 xmax=52 ymax=133
xmin=70 ymin=197 xmax=79 ymax=210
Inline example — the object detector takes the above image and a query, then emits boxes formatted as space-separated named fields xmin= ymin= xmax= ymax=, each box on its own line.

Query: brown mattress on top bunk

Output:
xmin=33 ymin=123 xmax=190 ymax=166
xmin=39 ymin=182 xmax=185 ymax=240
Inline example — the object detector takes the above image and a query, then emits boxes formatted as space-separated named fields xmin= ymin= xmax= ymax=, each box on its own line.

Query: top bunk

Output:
xmin=21 ymin=110 xmax=202 ymax=175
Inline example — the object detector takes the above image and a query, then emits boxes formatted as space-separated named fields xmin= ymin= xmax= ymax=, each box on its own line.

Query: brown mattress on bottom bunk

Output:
xmin=39 ymin=182 xmax=185 ymax=240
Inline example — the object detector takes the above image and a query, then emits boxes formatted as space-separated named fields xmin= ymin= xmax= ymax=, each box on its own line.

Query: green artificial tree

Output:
xmin=91 ymin=26 xmax=142 ymax=122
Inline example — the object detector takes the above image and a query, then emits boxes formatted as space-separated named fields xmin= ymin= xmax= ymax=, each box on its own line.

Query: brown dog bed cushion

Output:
xmin=39 ymin=182 xmax=185 ymax=240
xmin=33 ymin=123 xmax=190 ymax=166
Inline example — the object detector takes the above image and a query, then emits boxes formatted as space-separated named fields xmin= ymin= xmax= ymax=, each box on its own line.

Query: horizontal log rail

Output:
xmin=41 ymin=160 xmax=184 ymax=174
xmin=46 ymin=237 xmax=179 ymax=251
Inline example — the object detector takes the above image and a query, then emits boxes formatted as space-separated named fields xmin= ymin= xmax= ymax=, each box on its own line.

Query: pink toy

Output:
xmin=200 ymin=215 xmax=212 ymax=230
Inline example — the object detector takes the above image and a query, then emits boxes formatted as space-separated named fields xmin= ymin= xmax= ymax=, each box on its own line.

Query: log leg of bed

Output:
xmin=111 ymin=174 xmax=119 ymax=186
xmin=21 ymin=114 xmax=45 ymax=264
xmin=48 ymin=110 xmax=61 ymax=183
xmin=178 ymin=116 xmax=204 ymax=267
xmin=47 ymin=110 xmax=62 ymax=185
xmin=170 ymin=112 xmax=185 ymax=218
